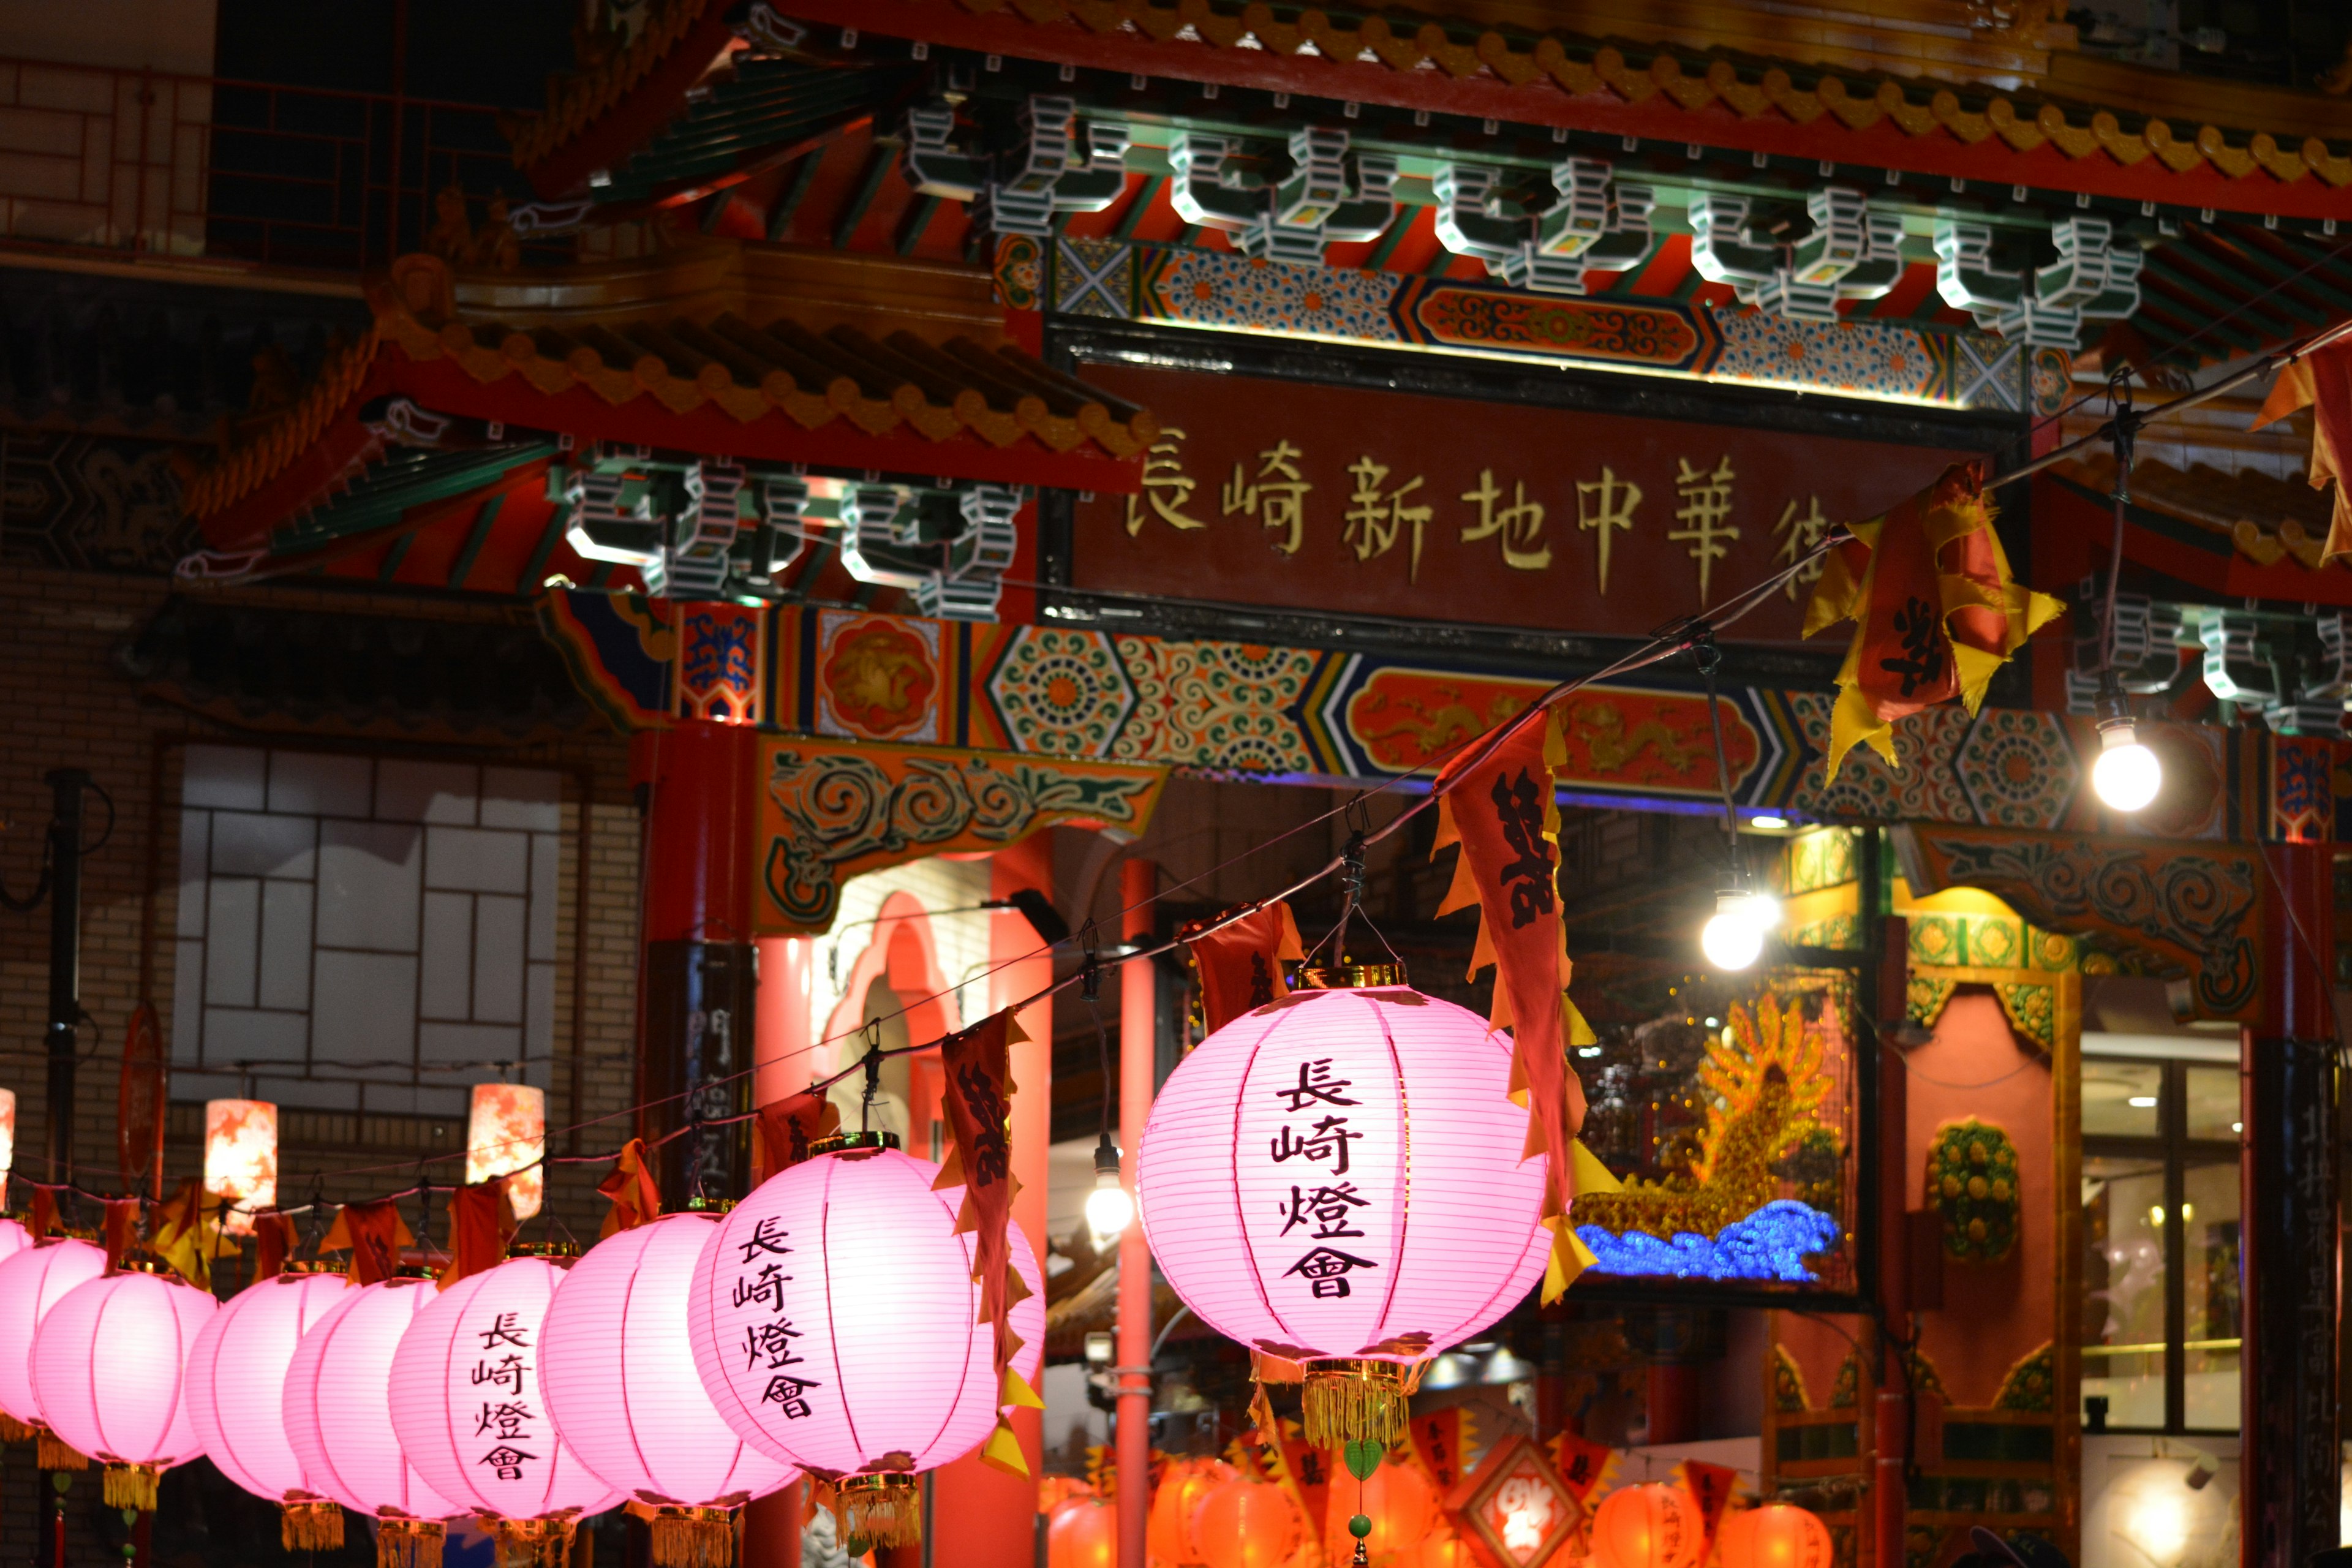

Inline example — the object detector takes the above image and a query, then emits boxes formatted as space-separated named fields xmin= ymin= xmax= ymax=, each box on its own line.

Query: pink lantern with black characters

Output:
xmin=541 ymin=1214 xmax=798 ymax=1568
xmin=0 ymin=1237 xmax=108 ymax=1464
xmin=185 ymin=1268 xmax=353 ymax=1549
xmin=687 ymin=1136 xmax=1046 ymax=1554
xmin=1134 ymin=974 xmax=1553 ymax=1448
xmin=388 ymin=1255 xmax=622 ymax=1568
xmin=282 ymin=1276 xmax=466 ymax=1568
xmin=30 ymin=1265 xmax=217 ymax=1509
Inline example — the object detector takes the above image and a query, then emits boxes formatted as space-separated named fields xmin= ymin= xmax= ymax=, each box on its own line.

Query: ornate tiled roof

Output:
xmin=507 ymin=0 xmax=733 ymax=173
xmin=788 ymin=0 xmax=2352 ymax=213
xmin=2059 ymin=450 xmax=2338 ymax=572
xmin=183 ymin=244 xmax=1156 ymax=530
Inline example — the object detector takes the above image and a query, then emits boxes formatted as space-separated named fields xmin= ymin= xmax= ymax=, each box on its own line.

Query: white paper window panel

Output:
xmin=419 ymin=891 xmax=475 ymax=1021
xmin=311 ymin=950 xmax=418 ymax=1066
xmin=424 ymin=826 xmax=529 ymax=895
xmin=173 ymin=747 xmax=563 ymax=1093
xmin=314 ymin=822 xmax=423 ymax=951
xmin=377 ymin=760 xmax=480 ymax=825
xmin=267 ymin=751 xmax=372 ymax=818
xmin=182 ymin=745 xmax=266 ymax=810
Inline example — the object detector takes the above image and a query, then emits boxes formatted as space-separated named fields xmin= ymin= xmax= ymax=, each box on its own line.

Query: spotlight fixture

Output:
xmin=1084 ymin=1131 xmax=1134 ymax=1244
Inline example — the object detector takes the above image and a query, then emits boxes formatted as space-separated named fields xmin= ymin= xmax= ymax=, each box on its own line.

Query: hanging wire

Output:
xmin=2100 ymin=366 xmax=2138 ymax=692
xmin=1691 ymin=629 xmax=1748 ymax=891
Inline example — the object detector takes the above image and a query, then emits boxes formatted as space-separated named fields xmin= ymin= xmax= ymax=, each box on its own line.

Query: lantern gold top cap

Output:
xmin=1298 ymin=961 xmax=1410 ymax=990
xmin=510 ymin=1239 xmax=578 ymax=1259
xmin=811 ymin=1130 xmax=900 ymax=1156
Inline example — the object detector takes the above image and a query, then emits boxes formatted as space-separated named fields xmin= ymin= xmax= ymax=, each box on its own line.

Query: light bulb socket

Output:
xmin=1092 ymin=1132 xmax=1121 ymax=1180
xmin=2097 ymin=715 xmax=2139 ymax=750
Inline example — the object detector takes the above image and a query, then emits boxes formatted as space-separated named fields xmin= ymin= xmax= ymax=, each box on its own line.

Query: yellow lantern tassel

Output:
xmin=833 ymin=1475 xmax=921 ymax=1551
xmin=103 ymin=1463 xmax=160 ymax=1512
xmin=36 ymin=1429 xmax=86 ymax=1471
xmin=481 ymin=1514 xmax=578 ymax=1568
xmin=0 ymin=1413 xmax=32 ymax=1442
xmin=1300 ymin=1359 xmax=1411 ymax=1450
xmin=647 ymin=1506 xmax=737 ymax=1568
xmin=282 ymin=1498 xmax=347 ymax=1551
xmin=375 ymin=1516 xmax=447 ymax=1568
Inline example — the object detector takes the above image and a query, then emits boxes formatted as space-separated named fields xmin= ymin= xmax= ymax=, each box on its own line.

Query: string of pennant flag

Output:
xmin=34 ymin=312 xmax=2352 ymax=1303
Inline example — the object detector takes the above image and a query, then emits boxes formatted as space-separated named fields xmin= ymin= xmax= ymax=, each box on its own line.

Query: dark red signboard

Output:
xmin=1069 ymin=362 xmax=1980 ymax=642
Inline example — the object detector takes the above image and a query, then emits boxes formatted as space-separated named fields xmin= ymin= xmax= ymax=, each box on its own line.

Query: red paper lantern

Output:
xmin=540 ymin=1213 xmax=797 ymax=1567
xmin=1048 ymin=1496 xmax=1117 ymax=1568
xmin=184 ymin=1269 xmax=352 ymax=1548
xmin=1191 ymin=1476 xmax=1302 ymax=1568
xmin=388 ymin=1256 xmax=623 ymax=1567
xmin=1592 ymin=1484 xmax=1703 ymax=1568
xmin=688 ymin=1138 xmax=1045 ymax=1553
xmin=1718 ymin=1506 xmax=1833 ymax=1568
xmin=1148 ymin=1455 xmax=1235 ymax=1566
xmin=30 ymin=1265 xmax=217 ymax=1509
xmin=0 ymin=1234 xmax=97 ymax=1463
xmin=1322 ymin=1452 xmax=1432 ymax=1563
xmin=282 ymin=1277 xmax=465 ymax=1568
xmin=1134 ymin=979 xmax=1553 ymax=1446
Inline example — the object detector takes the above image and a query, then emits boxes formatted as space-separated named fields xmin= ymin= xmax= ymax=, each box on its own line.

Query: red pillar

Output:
xmin=1871 ymin=917 xmax=1910 ymax=1568
xmin=1117 ymin=859 xmax=1158 ymax=1568
xmin=927 ymin=834 xmax=1054 ymax=1565
xmin=2240 ymin=841 xmax=2339 ymax=1568
xmin=631 ymin=722 xmax=760 ymax=1200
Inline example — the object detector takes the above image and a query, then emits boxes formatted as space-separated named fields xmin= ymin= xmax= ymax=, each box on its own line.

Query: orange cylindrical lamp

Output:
xmin=203 ymin=1099 xmax=277 ymax=1236
xmin=464 ymin=1083 xmax=545 ymax=1219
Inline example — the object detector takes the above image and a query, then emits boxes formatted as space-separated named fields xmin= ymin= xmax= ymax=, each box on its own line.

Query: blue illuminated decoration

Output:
xmin=1576 ymin=1200 xmax=1842 ymax=1283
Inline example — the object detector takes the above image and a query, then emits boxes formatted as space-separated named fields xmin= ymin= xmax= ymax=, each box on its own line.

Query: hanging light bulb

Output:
xmin=2092 ymin=714 xmax=2161 ymax=812
xmin=1084 ymin=1133 xmax=1134 ymax=1244
xmin=1700 ymin=886 xmax=1773 ymax=972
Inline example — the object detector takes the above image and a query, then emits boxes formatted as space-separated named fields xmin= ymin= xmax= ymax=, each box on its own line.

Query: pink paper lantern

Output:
xmin=282 ymin=1276 xmax=465 ymax=1568
xmin=1134 ymin=981 xmax=1552 ymax=1446
xmin=185 ymin=1269 xmax=354 ymax=1549
xmin=687 ymin=1140 xmax=1046 ymax=1551
xmin=0 ymin=1237 xmax=106 ymax=1461
xmin=388 ymin=1256 xmax=623 ymax=1566
xmin=541 ymin=1214 xmax=797 ymax=1568
xmin=31 ymin=1266 xmax=217 ymax=1509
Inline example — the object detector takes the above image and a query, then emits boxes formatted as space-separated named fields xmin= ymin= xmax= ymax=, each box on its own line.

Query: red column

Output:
xmin=631 ymin=722 xmax=760 ymax=1200
xmin=2239 ymin=840 xmax=2340 ymax=1568
xmin=1871 ymin=917 xmax=1910 ymax=1568
xmin=928 ymin=834 xmax=1054 ymax=1565
xmin=1117 ymin=859 xmax=1158 ymax=1568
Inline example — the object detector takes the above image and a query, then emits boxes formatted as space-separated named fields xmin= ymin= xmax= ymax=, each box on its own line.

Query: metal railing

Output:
xmin=0 ymin=54 xmax=567 ymax=273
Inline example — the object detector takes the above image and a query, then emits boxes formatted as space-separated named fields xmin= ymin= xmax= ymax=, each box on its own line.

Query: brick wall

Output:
xmin=0 ymin=566 xmax=647 ymax=1235
xmin=0 ymin=565 xmax=650 ymax=1562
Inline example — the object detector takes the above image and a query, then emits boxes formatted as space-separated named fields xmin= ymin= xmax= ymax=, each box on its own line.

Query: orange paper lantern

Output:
xmin=1192 ymin=1477 xmax=1302 ymax=1568
xmin=1324 ymin=1452 xmax=1433 ymax=1562
xmin=1718 ymin=1506 xmax=1832 ymax=1568
xmin=1049 ymin=1496 xmax=1118 ymax=1568
xmin=1148 ymin=1456 xmax=1235 ymax=1566
xmin=1593 ymin=1485 xmax=1703 ymax=1568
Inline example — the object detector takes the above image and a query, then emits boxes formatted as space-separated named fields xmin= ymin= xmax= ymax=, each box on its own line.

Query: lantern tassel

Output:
xmin=376 ymin=1517 xmax=447 ymax=1568
xmin=649 ymin=1507 xmax=737 ymax=1568
xmin=1301 ymin=1360 xmax=1411 ymax=1451
xmin=282 ymin=1499 xmax=347 ymax=1551
xmin=0 ymin=1413 xmax=31 ymax=1443
xmin=482 ymin=1513 xmax=579 ymax=1568
xmin=832 ymin=1476 xmax=921 ymax=1551
xmin=103 ymin=1463 xmax=160 ymax=1512
xmin=37 ymin=1430 xmax=88 ymax=1472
